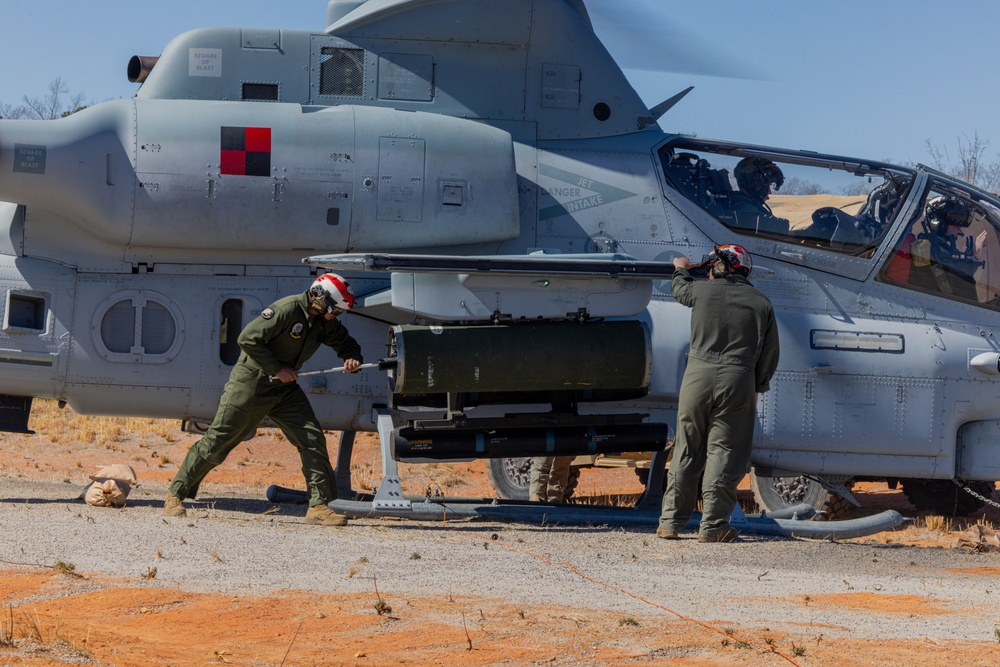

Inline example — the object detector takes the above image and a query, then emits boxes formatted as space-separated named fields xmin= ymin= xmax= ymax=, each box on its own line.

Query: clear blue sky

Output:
xmin=1 ymin=1 xmax=997 ymax=169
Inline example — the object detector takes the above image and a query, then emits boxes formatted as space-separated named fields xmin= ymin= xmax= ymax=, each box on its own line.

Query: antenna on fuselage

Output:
xmin=649 ymin=86 xmax=694 ymax=121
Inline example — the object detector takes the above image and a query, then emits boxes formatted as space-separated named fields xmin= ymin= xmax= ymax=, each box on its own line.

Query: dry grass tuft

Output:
xmin=27 ymin=398 xmax=180 ymax=449
xmin=21 ymin=609 xmax=43 ymax=642
xmin=461 ymin=611 xmax=473 ymax=650
xmin=0 ymin=605 xmax=91 ymax=660
xmin=351 ymin=461 xmax=377 ymax=492
xmin=372 ymin=575 xmax=393 ymax=616
xmin=0 ymin=605 xmax=13 ymax=646
xmin=422 ymin=463 xmax=466 ymax=489
xmin=921 ymin=515 xmax=954 ymax=533
xmin=571 ymin=492 xmax=642 ymax=508
xmin=52 ymin=561 xmax=78 ymax=577
xmin=347 ymin=557 xmax=369 ymax=579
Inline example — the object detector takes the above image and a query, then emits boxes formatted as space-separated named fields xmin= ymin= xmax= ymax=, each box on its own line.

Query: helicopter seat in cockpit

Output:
xmin=664 ymin=152 xmax=705 ymax=203
xmin=665 ymin=152 xmax=731 ymax=207
xmin=703 ymin=167 xmax=733 ymax=210
xmin=803 ymin=206 xmax=880 ymax=250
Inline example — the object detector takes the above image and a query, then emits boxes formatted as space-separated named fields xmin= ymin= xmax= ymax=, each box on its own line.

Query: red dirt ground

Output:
xmin=1 ymin=404 xmax=999 ymax=665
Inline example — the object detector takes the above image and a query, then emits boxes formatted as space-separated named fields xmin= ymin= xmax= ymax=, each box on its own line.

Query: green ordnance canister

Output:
xmin=388 ymin=320 xmax=651 ymax=395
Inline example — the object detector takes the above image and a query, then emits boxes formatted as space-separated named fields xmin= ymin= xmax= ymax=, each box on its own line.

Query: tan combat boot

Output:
xmin=697 ymin=527 xmax=739 ymax=543
xmin=163 ymin=493 xmax=187 ymax=518
xmin=305 ymin=504 xmax=348 ymax=526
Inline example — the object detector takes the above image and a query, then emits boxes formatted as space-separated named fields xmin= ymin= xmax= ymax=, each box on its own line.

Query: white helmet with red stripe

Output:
xmin=710 ymin=244 xmax=752 ymax=276
xmin=308 ymin=273 xmax=356 ymax=314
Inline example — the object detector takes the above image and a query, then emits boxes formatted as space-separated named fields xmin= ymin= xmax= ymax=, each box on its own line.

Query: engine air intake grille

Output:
xmin=319 ymin=47 xmax=365 ymax=97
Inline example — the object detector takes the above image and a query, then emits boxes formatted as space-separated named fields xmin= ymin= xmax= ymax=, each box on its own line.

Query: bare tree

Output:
xmin=925 ymin=132 xmax=1000 ymax=194
xmin=0 ymin=102 xmax=29 ymax=120
xmin=20 ymin=77 xmax=87 ymax=120
xmin=841 ymin=181 xmax=873 ymax=197
xmin=781 ymin=176 xmax=824 ymax=195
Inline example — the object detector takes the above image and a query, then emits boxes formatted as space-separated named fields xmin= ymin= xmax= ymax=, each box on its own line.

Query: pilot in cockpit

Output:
xmin=710 ymin=157 xmax=790 ymax=235
xmin=905 ymin=196 xmax=987 ymax=301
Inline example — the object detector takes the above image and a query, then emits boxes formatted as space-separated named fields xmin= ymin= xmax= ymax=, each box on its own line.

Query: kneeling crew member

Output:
xmin=164 ymin=274 xmax=364 ymax=526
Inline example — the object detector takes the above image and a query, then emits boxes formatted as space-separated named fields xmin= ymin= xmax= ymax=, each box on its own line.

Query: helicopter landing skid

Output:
xmin=265 ymin=408 xmax=906 ymax=539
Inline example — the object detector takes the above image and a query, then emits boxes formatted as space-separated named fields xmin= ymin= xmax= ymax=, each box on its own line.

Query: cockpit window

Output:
xmin=880 ymin=183 xmax=1000 ymax=309
xmin=660 ymin=142 xmax=911 ymax=259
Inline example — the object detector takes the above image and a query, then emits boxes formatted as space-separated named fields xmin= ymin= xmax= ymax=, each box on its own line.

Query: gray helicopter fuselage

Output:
xmin=1 ymin=0 xmax=999 ymax=490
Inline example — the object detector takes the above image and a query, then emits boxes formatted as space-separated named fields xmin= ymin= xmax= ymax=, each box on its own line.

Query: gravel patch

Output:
xmin=1 ymin=477 xmax=997 ymax=644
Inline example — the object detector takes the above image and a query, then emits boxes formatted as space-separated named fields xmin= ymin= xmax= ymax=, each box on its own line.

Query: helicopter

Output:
xmin=0 ymin=0 xmax=997 ymax=522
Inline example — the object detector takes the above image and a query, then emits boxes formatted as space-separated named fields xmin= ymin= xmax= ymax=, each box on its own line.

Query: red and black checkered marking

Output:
xmin=220 ymin=126 xmax=271 ymax=176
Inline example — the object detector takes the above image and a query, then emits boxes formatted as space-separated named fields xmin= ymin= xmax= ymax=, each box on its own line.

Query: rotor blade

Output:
xmin=586 ymin=0 xmax=764 ymax=80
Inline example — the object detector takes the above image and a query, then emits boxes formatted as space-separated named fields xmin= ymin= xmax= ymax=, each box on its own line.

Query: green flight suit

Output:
xmin=659 ymin=267 xmax=780 ymax=537
xmin=170 ymin=291 xmax=363 ymax=507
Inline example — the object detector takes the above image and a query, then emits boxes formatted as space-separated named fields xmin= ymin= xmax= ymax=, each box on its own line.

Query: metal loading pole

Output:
xmin=269 ymin=357 xmax=397 ymax=381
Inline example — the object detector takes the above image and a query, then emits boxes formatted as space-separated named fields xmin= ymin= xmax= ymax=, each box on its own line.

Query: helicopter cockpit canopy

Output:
xmin=659 ymin=138 xmax=914 ymax=260
xmin=658 ymin=137 xmax=1000 ymax=312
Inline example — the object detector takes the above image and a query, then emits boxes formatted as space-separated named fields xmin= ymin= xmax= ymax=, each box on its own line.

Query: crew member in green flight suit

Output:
xmin=164 ymin=273 xmax=363 ymax=526
xmin=658 ymin=244 xmax=780 ymax=543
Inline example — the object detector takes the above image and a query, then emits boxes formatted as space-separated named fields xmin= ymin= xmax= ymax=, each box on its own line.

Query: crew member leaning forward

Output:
xmin=658 ymin=244 xmax=780 ymax=543
xmin=164 ymin=273 xmax=363 ymax=526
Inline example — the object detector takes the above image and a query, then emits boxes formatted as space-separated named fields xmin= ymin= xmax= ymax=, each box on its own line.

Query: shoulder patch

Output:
xmin=261 ymin=307 xmax=275 ymax=320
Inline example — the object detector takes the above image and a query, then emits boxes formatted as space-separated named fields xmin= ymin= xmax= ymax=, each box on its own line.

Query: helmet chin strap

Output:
xmin=308 ymin=293 xmax=328 ymax=314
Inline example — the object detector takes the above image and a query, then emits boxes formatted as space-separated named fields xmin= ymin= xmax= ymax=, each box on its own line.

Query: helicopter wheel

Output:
xmin=900 ymin=479 xmax=995 ymax=516
xmin=749 ymin=469 xmax=853 ymax=521
xmin=487 ymin=457 xmax=532 ymax=500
